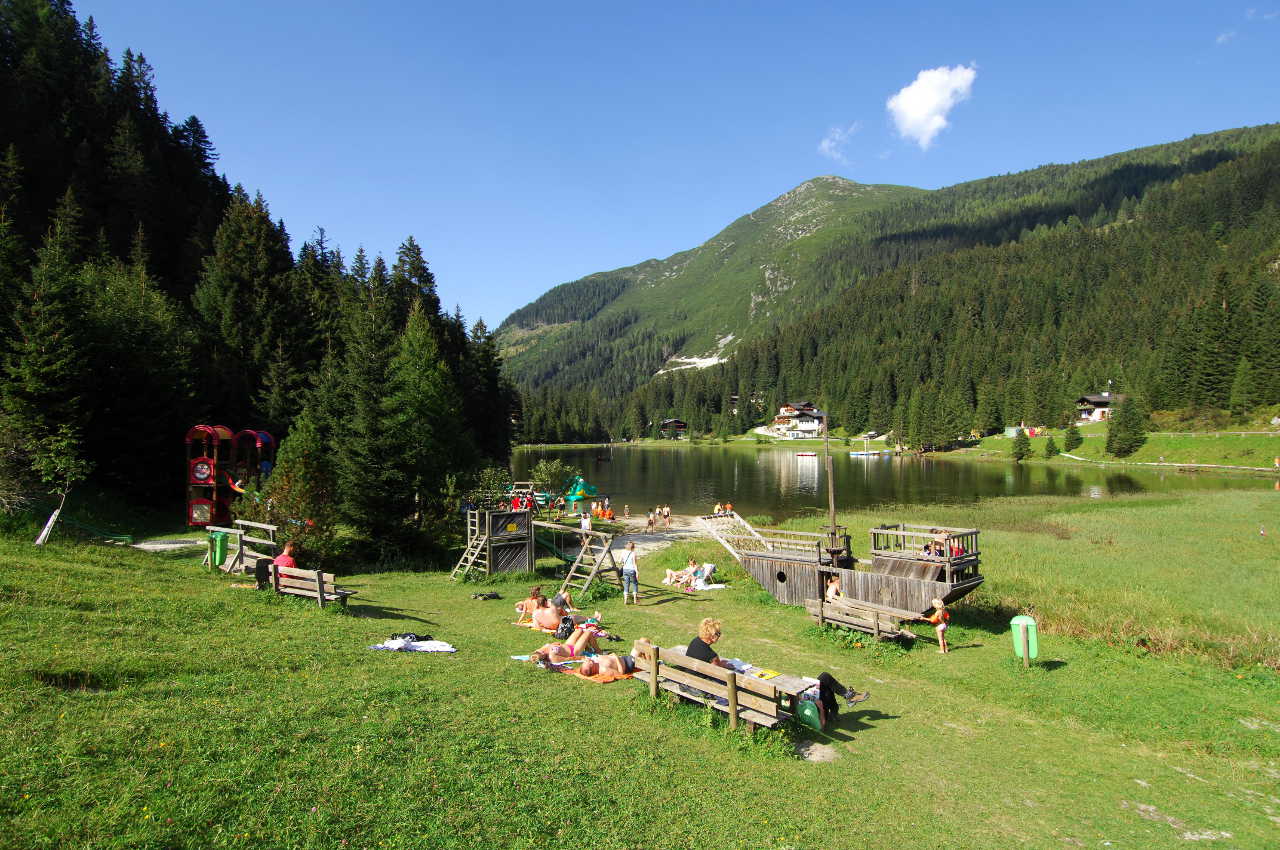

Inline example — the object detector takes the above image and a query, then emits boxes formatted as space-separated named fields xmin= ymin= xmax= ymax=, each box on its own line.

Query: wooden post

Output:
xmin=726 ymin=672 xmax=739 ymax=730
xmin=1019 ymin=623 xmax=1030 ymax=668
xmin=314 ymin=570 xmax=325 ymax=608
xmin=817 ymin=598 xmax=825 ymax=627
xmin=649 ymin=646 xmax=660 ymax=700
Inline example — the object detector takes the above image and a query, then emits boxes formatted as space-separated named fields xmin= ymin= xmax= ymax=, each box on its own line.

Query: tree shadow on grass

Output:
xmin=347 ymin=603 xmax=439 ymax=625
xmin=637 ymin=585 xmax=712 ymax=606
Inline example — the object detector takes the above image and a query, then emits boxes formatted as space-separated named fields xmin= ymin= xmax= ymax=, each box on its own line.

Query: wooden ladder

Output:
xmin=557 ymin=532 xmax=619 ymax=598
xmin=451 ymin=511 xmax=490 ymax=580
xmin=697 ymin=511 xmax=769 ymax=561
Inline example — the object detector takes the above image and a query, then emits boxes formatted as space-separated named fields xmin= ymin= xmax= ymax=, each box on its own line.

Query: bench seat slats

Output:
xmin=633 ymin=672 xmax=784 ymax=728
xmin=638 ymin=666 xmax=780 ymax=716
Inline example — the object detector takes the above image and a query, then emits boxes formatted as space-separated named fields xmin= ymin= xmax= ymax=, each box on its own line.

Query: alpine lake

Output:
xmin=512 ymin=442 xmax=1276 ymax=521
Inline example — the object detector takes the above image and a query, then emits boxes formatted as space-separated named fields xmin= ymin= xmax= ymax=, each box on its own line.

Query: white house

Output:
xmin=1076 ymin=393 xmax=1124 ymax=422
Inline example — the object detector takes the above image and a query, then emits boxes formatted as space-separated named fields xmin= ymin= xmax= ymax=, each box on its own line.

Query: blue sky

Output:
xmin=79 ymin=1 xmax=1279 ymax=327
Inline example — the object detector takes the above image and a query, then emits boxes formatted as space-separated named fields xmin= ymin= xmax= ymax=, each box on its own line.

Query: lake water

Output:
xmin=512 ymin=445 xmax=1274 ymax=521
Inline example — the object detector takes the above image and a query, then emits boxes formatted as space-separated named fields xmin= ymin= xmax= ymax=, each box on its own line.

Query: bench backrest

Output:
xmin=635 ymin=646 xmax=780 ymax=717
xmin=255 ymin=560 xmax=339 ymax=597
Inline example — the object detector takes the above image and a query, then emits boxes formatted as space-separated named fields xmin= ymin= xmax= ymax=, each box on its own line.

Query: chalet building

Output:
xmin=658 ymin=418 xmax=687 ymax=437
xmin=771 ymin=401 xmax=826 ymax=438
xmin=1076 ymin=392 xmax=1125 ymax=422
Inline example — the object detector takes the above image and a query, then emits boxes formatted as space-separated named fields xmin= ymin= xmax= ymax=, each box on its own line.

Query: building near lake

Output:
xmin=772 ymin=402 xmax=826 ymax=438
xmin=1076 ymin=392 xmax=1125 ymax=422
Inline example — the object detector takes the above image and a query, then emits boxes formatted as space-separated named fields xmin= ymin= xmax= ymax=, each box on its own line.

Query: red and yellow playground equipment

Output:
xmin=231 ymin=429 xmax=276 ymax=491
xmin=186 ymin=424 xmax=274 ymax=527
xmin=186 ymin=425 xmax=232 ymax=527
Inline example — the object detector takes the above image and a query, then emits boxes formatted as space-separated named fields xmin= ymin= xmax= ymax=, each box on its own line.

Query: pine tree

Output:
xmin=1105 ymin=396 xmax=1147 ymax=457
xmin=240 ymin=407 xmax=337 ymax=559
xmin=1044 ymin=435 xmax=1060 ymax=458
xmin=1227 ymin=357 xmax=1255 ymax=417
xmin=1011 ymin=428 xmax=1032 ymax=462
xmin=1064 ymin=422 xmax=1083 ymax=452
xmin=384 ymin=302 xmax=471 ymax=530
xmin=192 ymin=189 xmax=294 ymax=421
xmin=1 ymin=190 xmax=92 ymax=490
xmin=335 ymin=282 xmax=405 ymax=547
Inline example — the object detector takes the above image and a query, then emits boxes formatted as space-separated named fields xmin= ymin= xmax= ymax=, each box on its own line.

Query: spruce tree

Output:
xmin=1105 ymin=396 xmax=1147 ymax=457
xmin=335 ymin=281 xmax=405 ymax=547
xmin=1011 ymin=428 xmax=1032 ymax=462
xmin=1044 ymin=435 xmax=1060 ymax=458
xmin=241 ymin=407 xmax=337 ymax=559
xmin=1 ymin=190 xmax=91 ymax=490
xmin=1227 ymin=357 xmax=1255 ymax=417
xmin=1064 ymin=422 xmax=1083 ymax=452
xmin=384 ymin=301 xmax=471 ymax=530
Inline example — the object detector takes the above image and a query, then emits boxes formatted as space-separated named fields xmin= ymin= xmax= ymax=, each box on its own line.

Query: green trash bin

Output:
xmin=1011 ymin=614 xmax=1038 ymax=665
xmin=209 ymin=531 xmax=229 ymax=568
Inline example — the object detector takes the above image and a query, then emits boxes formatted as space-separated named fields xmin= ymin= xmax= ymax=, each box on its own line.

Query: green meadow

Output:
xmin=2 ymin=490 xmax=1278 ymax=849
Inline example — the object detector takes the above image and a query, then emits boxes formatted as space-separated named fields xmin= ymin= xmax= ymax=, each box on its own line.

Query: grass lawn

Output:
xmin=2 ymin=491 xmax=1278 ymax=848
xmin=972 ymin=426 xmax=1280 ymax=470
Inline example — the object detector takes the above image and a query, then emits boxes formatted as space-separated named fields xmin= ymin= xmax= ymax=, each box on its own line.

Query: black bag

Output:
xmin=553 ymin=616 xmax=575 ymax=640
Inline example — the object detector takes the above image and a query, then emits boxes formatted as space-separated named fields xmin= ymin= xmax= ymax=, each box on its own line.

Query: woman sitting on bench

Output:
xmin=529 ymin=627 xmax=600 ymax=665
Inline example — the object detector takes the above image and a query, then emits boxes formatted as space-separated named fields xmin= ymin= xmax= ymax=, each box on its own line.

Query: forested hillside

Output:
xmin=496 ymin=177 xmax=924 ymax=393
xmin=515 ymin=127 xmax=1280 ymax=443
xmin=0 ymin=1 xmax=516 ymax=555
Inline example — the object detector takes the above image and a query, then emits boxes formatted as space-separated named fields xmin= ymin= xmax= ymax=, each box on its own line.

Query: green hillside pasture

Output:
xmin=779 ymin=491 xmax=1279 ymax=667
xmin=2 ymin=500 xmax=1278 ymax=849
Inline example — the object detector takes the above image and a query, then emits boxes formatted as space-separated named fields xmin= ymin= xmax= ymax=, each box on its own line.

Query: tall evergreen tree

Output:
xmin=384 ymin=302 xmax=471 ymax=529
xmin=1105 ymin=396 xmax=1147 ymax=457
xmin=1 ymin=189 xmax=91 ymax=489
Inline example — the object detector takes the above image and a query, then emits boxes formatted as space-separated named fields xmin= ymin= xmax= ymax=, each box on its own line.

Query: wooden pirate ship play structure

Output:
xmin=699 ymin=415 xmax=983 ymax=638
xmin=700 ymin=513 xmax=982 ymax=637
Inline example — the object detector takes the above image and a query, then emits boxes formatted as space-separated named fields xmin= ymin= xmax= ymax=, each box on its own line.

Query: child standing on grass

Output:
xmin=925 ymin=597 xmax=950 ymax=653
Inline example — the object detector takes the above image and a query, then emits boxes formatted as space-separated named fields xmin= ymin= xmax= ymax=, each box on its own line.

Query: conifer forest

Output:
xmin=0 ymin=1 xmax=517 ymax=554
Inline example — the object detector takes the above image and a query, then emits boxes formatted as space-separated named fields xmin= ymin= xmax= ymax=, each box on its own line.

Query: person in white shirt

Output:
xmin=619 ymin=541 xmax=639 ymax=604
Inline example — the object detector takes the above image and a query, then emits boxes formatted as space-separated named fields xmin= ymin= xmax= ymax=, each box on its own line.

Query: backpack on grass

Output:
xmin=553 ymin=616 xmax=575 ymax=640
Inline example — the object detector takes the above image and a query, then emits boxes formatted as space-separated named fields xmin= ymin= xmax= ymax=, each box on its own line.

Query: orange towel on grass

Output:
xmin=512 ymin=622 xmax=557 ymax=634
xmin=562 ymin=669 xmax=634 ymax=684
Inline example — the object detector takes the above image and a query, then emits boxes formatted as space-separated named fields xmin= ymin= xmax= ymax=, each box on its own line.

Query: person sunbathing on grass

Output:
xmin=530 ymin=627 xmax=600 ymax=665
xmin=663 ymin=558 xmax=698 ymax=587
xmin=578 ymin=639 xmax=651 ymax=676
xmin=530 ymin=596 xmax=564 ymax=631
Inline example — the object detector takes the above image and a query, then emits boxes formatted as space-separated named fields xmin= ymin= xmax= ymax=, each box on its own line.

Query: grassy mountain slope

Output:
xmin=496 ymin=177 xmax=924 ymax=393
xmin=502 ymin=124 xmax=1280 ymax=403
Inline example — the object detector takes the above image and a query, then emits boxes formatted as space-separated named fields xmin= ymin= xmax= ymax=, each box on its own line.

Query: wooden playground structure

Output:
xmin=450 ymin=508 xmax=622 ymax=599
xmin=700 ymin=512 xmax=983 ymax=638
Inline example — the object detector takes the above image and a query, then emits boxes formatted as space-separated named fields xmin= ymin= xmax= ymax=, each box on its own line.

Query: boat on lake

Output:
xmin=795 ymin=451 xmax=817 ymax=456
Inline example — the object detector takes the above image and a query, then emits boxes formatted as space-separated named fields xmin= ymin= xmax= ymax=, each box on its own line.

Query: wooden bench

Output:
xmin=632 ymin=644 xmax=791 ymax=730
xmin=254 ymin=559 xmax=356 ymax=608
xmin=806 ymin=596 xmax=916 ymax=639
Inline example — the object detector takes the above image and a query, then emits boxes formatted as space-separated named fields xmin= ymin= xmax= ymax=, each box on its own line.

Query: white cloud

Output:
xmin=1216 ymin=29 xmax=1237 ymax=44
xmin=886 ymin=64 xmax=977 ymax=150
xmin=817 ymin=122 xmax=860 ymax=164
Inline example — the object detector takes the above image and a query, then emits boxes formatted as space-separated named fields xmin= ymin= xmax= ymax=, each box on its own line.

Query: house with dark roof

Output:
xmin=1076 ymin=392 xmax=1125 ymax=422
